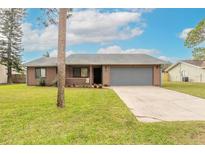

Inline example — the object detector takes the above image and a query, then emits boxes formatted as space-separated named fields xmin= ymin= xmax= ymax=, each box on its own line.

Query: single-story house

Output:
xmin=25 ymin=54 xmax=165 ymax=86
xmin=0 ymin=64 xmax=7 ymax=84
xmin=165 ymin=60 xmax=205 ymax=82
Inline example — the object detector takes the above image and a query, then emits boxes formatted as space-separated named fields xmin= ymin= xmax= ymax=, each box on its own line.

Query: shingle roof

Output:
xmin=25 ymin=57 xmax=57 ymax=67
xmin=25 ymin=54 xmax=166 ymax=67
xmin=165 ymin=60 xmax=205 ymax=72
xmin=182 ymin=60 xmax=205 ymax=68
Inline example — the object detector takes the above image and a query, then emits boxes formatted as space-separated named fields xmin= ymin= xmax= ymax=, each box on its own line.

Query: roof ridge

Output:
xmin=25 ymin=53 xmax=166 ymax=67
xmin=183 ymin=59 xmax=205 ymax=62
xmin=69 ymin=53 xmax=148 ymax=55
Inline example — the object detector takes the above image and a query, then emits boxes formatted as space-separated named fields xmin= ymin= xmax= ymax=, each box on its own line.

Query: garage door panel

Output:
xmin=110 ymin=67 xmax=153 ymax=86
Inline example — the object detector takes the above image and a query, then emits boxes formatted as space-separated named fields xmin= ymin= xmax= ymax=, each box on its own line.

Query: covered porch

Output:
xmin=65 ymin=65 xmax=103 ymax=87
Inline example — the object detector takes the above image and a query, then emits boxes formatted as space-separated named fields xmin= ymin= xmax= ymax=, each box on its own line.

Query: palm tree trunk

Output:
xmin=57 ymin=8 xmax=67 ymax=108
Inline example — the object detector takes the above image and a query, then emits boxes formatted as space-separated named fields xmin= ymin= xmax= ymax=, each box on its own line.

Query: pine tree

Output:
xmin=0 ymin=8 xmax=25 ymax=84
xmin=43 ymin=51 xmax=50 ymax=57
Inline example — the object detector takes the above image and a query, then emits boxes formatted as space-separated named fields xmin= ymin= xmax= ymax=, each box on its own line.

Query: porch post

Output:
xmin=89 ymin=65 xmax=93 ymax=85
xmin=65 ymin=66 xmax=68 ymax=86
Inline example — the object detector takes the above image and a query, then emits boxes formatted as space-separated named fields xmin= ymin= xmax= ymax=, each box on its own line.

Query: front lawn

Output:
xmin=1 ymin=84 xmax=205 ymax=144
xmin=163 ymin=82 xmax=205 ymax=99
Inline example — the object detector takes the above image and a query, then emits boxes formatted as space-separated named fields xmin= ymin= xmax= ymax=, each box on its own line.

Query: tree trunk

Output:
xmin=57 ymin=8 xmax=67 ymax=108
xmin=7 ymin=66 xmax=12 ymax=84
xmin=7 ymin=23 xmax=12 ymax=84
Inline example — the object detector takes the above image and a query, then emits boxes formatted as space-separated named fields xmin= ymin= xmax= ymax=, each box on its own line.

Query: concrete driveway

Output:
xmin=111 ymin=86 xmax=205 ymax=122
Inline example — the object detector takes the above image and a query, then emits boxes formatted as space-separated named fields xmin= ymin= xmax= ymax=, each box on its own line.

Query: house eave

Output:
xmin=165 ymin=61 xmax=204 ymax=72
xmin=26 ymin=63 xmax=163 ymax=67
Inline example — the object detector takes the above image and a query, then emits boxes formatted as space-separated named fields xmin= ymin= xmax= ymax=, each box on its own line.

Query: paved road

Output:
xmin=112 ymin=86 xmax=205 ymax=122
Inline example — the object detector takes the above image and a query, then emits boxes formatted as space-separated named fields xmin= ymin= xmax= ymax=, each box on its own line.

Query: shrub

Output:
xmin=98 ymin=84 xmax=103 ymax=88
xmin=50 ymin=79 xmax=57 ymax=87
xmin=39 ymin=78 xmax=46 ymax=86
xmin=94 ymin=84 xmax=97 ymax=88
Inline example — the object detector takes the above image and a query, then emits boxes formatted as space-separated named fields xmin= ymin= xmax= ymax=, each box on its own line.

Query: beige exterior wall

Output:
xmin=168 ymin=63 xmax=205 ymax=82
xmin=27 ymin=67 xmax=57 ymax=86
xmin=0 ymin=65 xmax=7 ymax=84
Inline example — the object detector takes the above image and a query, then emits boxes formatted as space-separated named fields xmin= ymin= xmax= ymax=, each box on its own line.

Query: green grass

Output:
xmin=163 ymin=81 xmax=205 ymax=99
xmin=1 ymin=84 xmax=205 ymax=144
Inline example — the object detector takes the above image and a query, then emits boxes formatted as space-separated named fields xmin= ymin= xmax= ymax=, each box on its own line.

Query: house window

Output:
xmin=35 ymin=68 xmax=46 ymax=78
xmin=73 ymin=68 xmax=81 ymax=77
xmin=73 ymin=67 xmax=88 ymax=77
xmin=81 ymin=68 xmax=88 ymax=77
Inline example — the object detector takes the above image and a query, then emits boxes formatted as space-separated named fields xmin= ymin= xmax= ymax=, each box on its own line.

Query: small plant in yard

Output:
xmin=98 ymin=84 xmax=103 ymax=88
xmin=93 ymin=84 xmax=97 ymax=88
xmin=39 ymin=78 xmax=46 ymax=86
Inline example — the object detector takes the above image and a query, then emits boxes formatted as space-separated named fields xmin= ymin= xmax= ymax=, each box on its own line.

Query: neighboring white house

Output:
xmin=0 ymin=64 xmax=7 ymax=84
xmin=0 ymin=64 xmax=26 ymax=84
xmin=165 ymin=60 xmax=205 ymax=82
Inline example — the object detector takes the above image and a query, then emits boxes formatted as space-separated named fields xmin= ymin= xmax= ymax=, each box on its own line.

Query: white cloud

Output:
xmin=129 ymin=8 xmax=155 ymax=13
xmin=97 ymin=45 xmax=159 ymax=55
xmin=49 ymin=49 xmax=73 ymax=57
xmin=179 ymin=28 xmax=193 ymax=40
xmin=97 ymin=45 xmax=181 ymax=63
xmin=22 ymin=9 xmax=145 ymax=52
xmin=22 ymin=23 xmax=58 ymax=52
xmin=158 ymin=56 xmax=180 ymax=63
xmin=69 ymin=10 xmax=143 ymax=44
xmin=158 ymin=56 xmax=171 ymax=62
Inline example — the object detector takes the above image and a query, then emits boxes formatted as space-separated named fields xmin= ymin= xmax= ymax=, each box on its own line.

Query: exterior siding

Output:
xmin=27 ymin=67 xmax=36 ymax=85
xmin=66 ymin=78 xmax=90 ymax=86
xmin=153 ymin=65 xmax=161 ymax=86
xmin=27 ymin=64 xmax=162 ymax=87
xmin=102 ymin=65 xmax=110 ymax=86
xmin=168 ymin=64 xmax=181 ymax=81
xmin=168 ymin=63 xmax=205 ymax=82
xmin=46 ymin=67 xmax=57 ymax=85
xmin=89 ymin=65 xmax=93 ymax=85
xmin=0 ymin=65 xmax=7 ymax=84
xmin=65 ymin=65 xmax=91 ymax=86
xmin=27 ymin=67 xmax=57 ymax=86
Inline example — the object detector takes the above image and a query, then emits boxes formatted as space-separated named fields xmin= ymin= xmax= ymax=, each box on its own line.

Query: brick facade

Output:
xmin=27 ymin=64 xmax=161 ymax=86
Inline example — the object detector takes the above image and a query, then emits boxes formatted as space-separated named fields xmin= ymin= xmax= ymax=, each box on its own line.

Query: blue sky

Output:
xmin=22 ymin=8 xmax=205 ymax=62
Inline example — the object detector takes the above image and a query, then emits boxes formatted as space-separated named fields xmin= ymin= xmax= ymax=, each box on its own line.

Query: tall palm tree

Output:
xmin=57 ymin=8 xmax=67 ymax=108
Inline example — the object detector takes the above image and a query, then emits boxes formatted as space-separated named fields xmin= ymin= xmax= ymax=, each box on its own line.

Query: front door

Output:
xmin=93 ymin=67 xmax=102 ymax=84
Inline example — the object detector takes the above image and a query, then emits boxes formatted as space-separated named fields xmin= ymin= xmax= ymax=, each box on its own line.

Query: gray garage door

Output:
xmin=110 ymin=67 xmax=153 ymax=86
